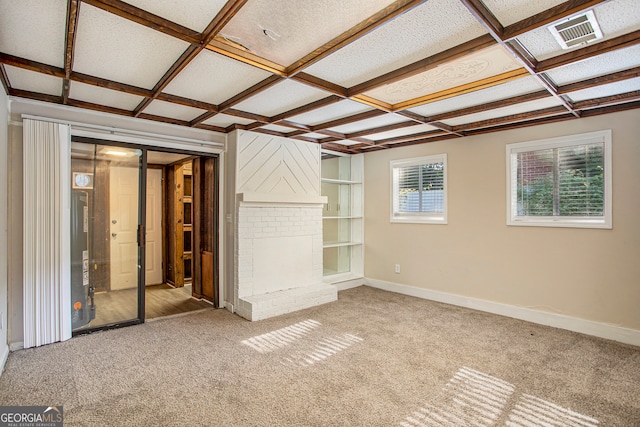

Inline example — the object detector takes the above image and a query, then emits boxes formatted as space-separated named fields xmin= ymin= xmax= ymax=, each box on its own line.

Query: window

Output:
xmin=506 ymin=130 xmax=612 ymax=228
xmin=391 ymin=154 xmax=447 ymax=224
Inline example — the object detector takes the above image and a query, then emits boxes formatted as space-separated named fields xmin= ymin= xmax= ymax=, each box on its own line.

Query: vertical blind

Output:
xmin=23 ymin=119 xmax=72 ymax=348
xmin=393 ymin=161 xmax=445 ymax=215
xmin=516 ymin=142 xmax=605 ymax=217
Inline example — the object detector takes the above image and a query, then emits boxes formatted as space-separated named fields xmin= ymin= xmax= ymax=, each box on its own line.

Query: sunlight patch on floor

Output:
xmin=401 ymin=367 xmax=599 ymax=427
xmin=282 ymin=333 xmax=364 ymax=367
xmin=241 ymin=319 xmax=321 ymax=353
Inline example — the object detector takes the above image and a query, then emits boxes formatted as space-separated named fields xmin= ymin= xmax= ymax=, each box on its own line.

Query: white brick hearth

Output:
xmin=235 ymin=202 xmax=336 ymax=321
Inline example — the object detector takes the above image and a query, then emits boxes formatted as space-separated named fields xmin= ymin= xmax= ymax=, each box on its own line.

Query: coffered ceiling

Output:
xmin=1 ymin=0 xmax=639 ymax=154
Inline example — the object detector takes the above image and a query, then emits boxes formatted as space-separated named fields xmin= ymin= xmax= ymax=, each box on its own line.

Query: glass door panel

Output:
xmin=71 ymin=142 xmax=142 ymax=331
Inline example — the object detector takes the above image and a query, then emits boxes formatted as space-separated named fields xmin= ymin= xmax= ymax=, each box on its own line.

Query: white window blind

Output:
xmin=391 ymin=154 xmax=447 ymax=224
xmin=507 ymin=130 xmax=612 ymax=228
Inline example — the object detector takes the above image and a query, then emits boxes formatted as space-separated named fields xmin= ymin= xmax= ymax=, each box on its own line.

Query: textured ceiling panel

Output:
xmin=123 ymin=0 xmax=228 ymax=32
xmin=298 ymin=132 xmax=330 ymax=139
xmin=482 ymin=0 xmax=564 ymax=26
xmin=201 ymin=114 xmax=255 ymax=128
xmin=163 ymin=50 xmax=272 ymax=104
xmin=5 ymin=66 xmax=62 ymax=96
xmin=219 ymin=0 xmax=395 ymax=66
xmin=0 ymin=0 xmax=67 ymax=67
xmin=232 ymin=79 xmax=330 ymax=117
xmin=142 ymin=100 xmax=206 ymax=121
xmin=367 ymin=124 xmax=438 ymax=141
xmin=304 ymin=0 xmax=487 ymax=87
xmin=546 ymin=45 xmax=640 ymax=85
xmin=73 ymin=4 xmax=189 ymax=89
xmin=566 ymin=77 xmax=640 ymax=102
xmin=288 ymin=99 xmax=373 ymax=126
xmin=329 ymin=113 xmax=407 ymax=134
xmin=258 ymin=124 xmax=296 ymax=133
xmin=407 ymin=76 xmax=546 ymax=118
xmin=364 ymin=45 xmax=522 ymax=104
xmin=69 ymin=81 xmax=144 ymax=110
xmin=442 ymin=97 xmax=564 ymax=126
xmin=516 ymin=0 xmax=640 ymax=61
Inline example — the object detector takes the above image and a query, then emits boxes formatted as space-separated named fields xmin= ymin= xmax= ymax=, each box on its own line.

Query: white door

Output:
xmin=110 ymin=165 xmax=140 ymax=290
xmin=145 ymin=169 xmax=163 ymax=285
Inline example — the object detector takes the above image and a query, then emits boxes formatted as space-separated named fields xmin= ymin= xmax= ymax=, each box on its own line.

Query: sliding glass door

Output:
xmin=70 ymin=142 xmax=144 ymax=332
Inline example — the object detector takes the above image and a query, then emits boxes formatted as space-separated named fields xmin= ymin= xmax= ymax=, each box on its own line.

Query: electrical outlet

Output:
xmin=394 ymin=264 xmax=400 ymax=274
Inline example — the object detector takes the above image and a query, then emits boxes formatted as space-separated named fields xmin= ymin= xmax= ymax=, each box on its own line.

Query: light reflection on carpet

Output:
xmin=401 ymin=367 xmax=599 ymax=427
xmin=240 ymin=319 xmax=321 ymax=353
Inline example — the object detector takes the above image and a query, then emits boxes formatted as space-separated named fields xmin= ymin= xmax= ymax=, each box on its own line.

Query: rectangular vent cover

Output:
xmin=548 ymin=10 xmax=603 ymax=49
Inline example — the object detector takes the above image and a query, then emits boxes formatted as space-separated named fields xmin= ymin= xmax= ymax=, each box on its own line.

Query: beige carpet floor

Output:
xmin=1 ymin=286 xmax=639 ymax=426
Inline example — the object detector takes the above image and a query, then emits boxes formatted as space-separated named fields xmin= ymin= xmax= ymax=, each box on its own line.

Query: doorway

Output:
xmin=70 ymin=139 xmax=219 ymax=334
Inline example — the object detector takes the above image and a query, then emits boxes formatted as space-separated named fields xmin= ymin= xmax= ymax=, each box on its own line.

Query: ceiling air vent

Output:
xmin=548 ymin=10 xmax=603 ymax=49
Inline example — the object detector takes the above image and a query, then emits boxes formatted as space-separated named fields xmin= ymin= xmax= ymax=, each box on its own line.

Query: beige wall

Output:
xmin=364 ymin=110 xmax=640 ymax=331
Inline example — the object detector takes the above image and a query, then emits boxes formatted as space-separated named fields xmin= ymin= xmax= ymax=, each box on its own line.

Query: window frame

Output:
xmin=506 ymin=130 xmax=612 ymax=229
xmin=390 ymin=154 xmax=448 ymax=224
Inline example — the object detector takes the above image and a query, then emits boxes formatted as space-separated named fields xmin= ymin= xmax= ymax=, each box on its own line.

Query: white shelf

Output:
xmin=323 ymin=241 xmax=362 ymax=248
xmin=321 ymin=178 xmax=361 ymax=185
xmin=322 ymin=216 xmax=362 ymax=220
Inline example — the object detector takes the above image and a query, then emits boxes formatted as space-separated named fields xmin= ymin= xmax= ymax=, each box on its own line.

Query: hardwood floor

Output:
xmin=77 ymin=284 xmax=212 ymax=329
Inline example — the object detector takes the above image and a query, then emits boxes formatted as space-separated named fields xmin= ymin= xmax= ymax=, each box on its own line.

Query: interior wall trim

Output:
xmin=0 ymin=346 xmax=8 ymax=372
xmin=365 ymin=278 xmax=640 ymax=347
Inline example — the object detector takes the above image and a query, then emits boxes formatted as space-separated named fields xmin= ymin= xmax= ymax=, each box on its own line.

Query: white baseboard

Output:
xmin=9 ymin=342 xmax=23 ymax=352
xmin=365 ymin=278 xmax=640 ymax=347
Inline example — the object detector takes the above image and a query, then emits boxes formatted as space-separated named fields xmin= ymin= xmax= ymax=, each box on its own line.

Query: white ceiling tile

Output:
xmin=442 ymin=98 xmax=564 ymax=126
xmin=0 ymin=0 xmax=67 ymax=67
xmin=259 ymin=124 xmax=294 ymax=133
xmin=5 ymin=65 xmax=62 ymax=96
xmin=304 ymin=0 xmax=488 ymax=87
xmin=288 ymin=99 xmax=373 ymax=125
xmin=142 ymin=100 xmax=206 ymax=122
xmin=517 ymin=0 xmax=640 ymax=61
xmin=329 ymin=113 xmax=408 ymax=134
xmin=123 ymin=0 xmax=228 ymax=32
xmin=482 ymin=0 xmax=564 ymax=26
xmin=367 ymin=124 xmax=439 ymax=141
xmin=364 ymin=45 xmax=523 ymax=104
xmin=201 ymin=114 xmax=255 ymax=127
xmin=408 ymin=76 xmax=546 ymax=118
xmin=233 ymin=80 xmax=329 ymax=117
xmin=298 ymin=132 xmax=329 ymax=139
xmin=219 ymin=0 xmax=396 ymax=66
xmin=546 ymin=45 xmax=640 ymax=85
xmin=567 ymin=77 xmax=640 ymax=102
xmin=73 ymin=4 xmax=189 ymax=89
xmin=69 ymin=81 xmax=144 ymax=110
xmin=163 ymin=50 xmax=272 ymax=104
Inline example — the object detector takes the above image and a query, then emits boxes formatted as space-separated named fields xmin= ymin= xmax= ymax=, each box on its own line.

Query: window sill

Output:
xmin=507 ymin=217 xmax=611 ymax=229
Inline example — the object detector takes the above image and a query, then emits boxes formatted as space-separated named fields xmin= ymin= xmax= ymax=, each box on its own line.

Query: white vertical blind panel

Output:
xmin=23 ymin=119 xmax=71 ymax=348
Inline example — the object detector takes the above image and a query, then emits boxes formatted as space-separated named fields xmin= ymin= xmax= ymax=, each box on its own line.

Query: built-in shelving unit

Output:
xmin=321 ymin=153 xmax=363 ymax=280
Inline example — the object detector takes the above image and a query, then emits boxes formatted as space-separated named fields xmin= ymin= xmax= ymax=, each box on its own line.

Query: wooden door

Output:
xmin=193 ymin=157 xmax=217 ymax=305
xmin=145 ymin=168 xmax=163 ymax=285
xmin=109 ymin=165 xmax=139 ymax=290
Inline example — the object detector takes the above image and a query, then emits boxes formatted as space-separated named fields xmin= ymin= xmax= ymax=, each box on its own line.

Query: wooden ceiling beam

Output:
xmin=557 ymin=66 xmax=640 ymax=94
xmin=348 ymin=34 xmax=496 ymax=96
xmin=0 ymin=53 xmax=65 ymax=78
xmin=580 ymin=99 xmax=640 ymax=117
xmin=9 ymin=88 xmax=63 ymax=104
xmin=67 ymin=98 xmax=134 ymax=117
xmin=537 ymin=29 xmax=640 ymax=72
xmin=291 ymin=73 xmax=349 ymax=97
xmin=63 ymin=0 xmax=81 ymax=104
xmin=137 ymin=113 xmax=192 ymax=127
xmin=70 ymin=71 xmax=152 ymax=97
xmin=218 ymin=75 xmax=283 ymax=112
xmin=573 ymin=90 xmax=640 ymax=110
xmin=346 ymin=121 xmax=418 ymax=139
xmin=133 ymin=44 xmax=201 ymax=116
xmin=0 ymin=65 xmax=10 ymax=94
xmin=286 ymin=0 xmax=426 ymax=76
xmin=200 ymin=0 xmax=249 ymax=44
xmin=270 ymin=95 xmax=343 ymax=123
xmin=374 ymin=129 xmax=447 ymax=145
xmin=193 ymin=123 xmax=226 ymax=133
xmin=81 ymin=0 xmax=200 ymax=43
xmin=452 ymin=105 xmax=569 ymax=132
xmin=310 ymin=109 xmax=386 ymax=132
xmin=503 ymin=0 xmax=612 ymax=40
xmin=156 ymin=92 xmax=218 ymax=112
xmin=461 ymin=0 xmax=580 ymax=118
